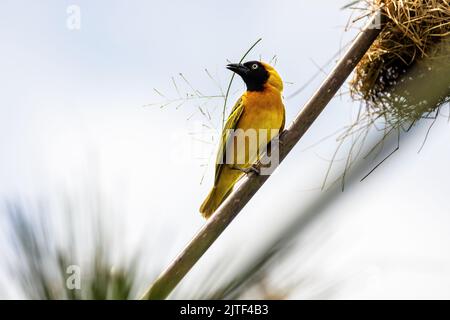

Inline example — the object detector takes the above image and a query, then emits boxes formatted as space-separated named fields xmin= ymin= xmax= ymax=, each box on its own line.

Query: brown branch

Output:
xmin=141 ymin=11 xmax=384 ymax=300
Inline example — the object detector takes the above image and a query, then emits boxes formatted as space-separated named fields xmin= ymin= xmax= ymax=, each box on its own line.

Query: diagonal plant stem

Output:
xmin=141 ymin=11 xmax=384 ymax=300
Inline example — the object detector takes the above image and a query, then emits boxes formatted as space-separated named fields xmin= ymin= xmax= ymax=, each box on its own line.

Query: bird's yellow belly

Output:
xmin=228 ymin=91 xmax=284 ymax=167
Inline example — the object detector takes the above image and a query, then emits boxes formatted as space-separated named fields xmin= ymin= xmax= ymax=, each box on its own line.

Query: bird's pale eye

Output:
xmin=252 ymin=64 xmax=258 ymax=70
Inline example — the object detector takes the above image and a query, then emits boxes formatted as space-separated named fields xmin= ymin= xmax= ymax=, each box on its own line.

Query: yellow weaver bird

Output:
xmin=200 ymin=61 xmax=285 ymax=218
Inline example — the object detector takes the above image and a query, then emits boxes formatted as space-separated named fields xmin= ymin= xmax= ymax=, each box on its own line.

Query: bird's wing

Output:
xmin=214 ymin=97 xmax=244 ymax=184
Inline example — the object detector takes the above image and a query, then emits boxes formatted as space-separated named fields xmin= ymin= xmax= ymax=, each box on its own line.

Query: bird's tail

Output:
xmin=199 ymin=186 xmax=232 ymax=218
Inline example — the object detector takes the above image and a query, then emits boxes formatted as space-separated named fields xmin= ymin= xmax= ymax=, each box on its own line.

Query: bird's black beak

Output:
xmin=226 ymin=63 xmax=249 ymax=77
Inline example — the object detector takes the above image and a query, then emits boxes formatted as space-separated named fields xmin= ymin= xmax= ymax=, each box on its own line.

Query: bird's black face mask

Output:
xmin=226 ymin=61 xmax=269 ymax=92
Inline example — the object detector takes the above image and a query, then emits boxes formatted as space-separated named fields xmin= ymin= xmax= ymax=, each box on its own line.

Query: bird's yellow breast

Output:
xmin=238 ymin=85 xmax=285 ymax=132
xmin=229 ymin=85 xmax=285 ymax=167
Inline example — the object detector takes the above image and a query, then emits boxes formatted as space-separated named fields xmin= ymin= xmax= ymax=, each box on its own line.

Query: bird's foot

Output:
xmin=231 ymin=164 xmax=260 ymax=175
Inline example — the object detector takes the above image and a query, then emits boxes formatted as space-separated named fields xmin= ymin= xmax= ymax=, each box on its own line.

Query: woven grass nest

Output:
xmin=351 ymin=0 xmax=450 ymax=127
